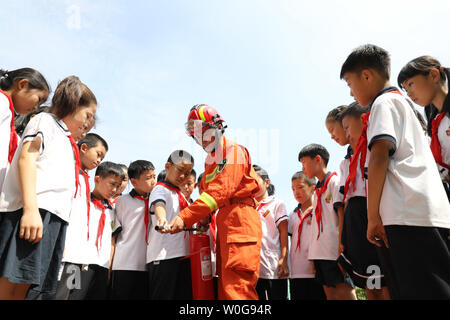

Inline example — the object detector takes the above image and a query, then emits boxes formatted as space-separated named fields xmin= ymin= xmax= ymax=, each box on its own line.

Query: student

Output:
xmin=150 ymin=150 xmax=194 ymax=300
xmin=340 ymin=44 xmax=450 ymax=299
xmin=325 ymin=105 xmax=349 ymax=147
xmin=157 ymin=169 xmax=167 ymax=182
xmin=181 ymin=168 xmax=196 ymax=204
xmin=110 ymin=164 xmax=129 ymax=208
xmin=166 ymin=104 xmax=262 ymax=300
xmin=0 ymin=75 xmax=97 ymax=299
xmin=397 ymin=56 xmax=450 ymax=200
xmin=288 ymin=171 xmax=326 ymax=300
xmin=298 ymin=143 xmax=356 ymax=300
xmin=340 ymin=103 xmax=390 ymax=300
xmin=110 ymin=160 xmax=156 ymax=300
xmin=0 ymin=68 xmax=49 ymax=193
xmin=253 ymin=165 xmax=289 ymax=300
xmin=83 ymin=161 xmax=124 ymax=300
xmin=14 ymin=106 xmax=51 ymax=138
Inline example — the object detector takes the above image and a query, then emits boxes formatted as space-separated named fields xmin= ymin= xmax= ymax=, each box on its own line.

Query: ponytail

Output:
xmin=267 ymin=183 xmax=275 ymax=196
xmin=0 ymin=68 xmax=49 ymax=92
xmin=51 ymin=75 xmax=97 ymax=119
xmin=252 ymin=164 xmax=275 ymax=196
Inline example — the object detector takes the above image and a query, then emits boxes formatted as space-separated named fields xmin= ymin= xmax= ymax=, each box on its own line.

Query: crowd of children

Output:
xmin=0 ymin=43 xmax=449 ymax=300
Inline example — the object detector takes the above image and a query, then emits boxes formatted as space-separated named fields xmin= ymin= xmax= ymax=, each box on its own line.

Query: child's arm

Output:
xmin=277 ymin=220 xmax=289 ymax=278
xmin=154 ymin=202 xmax=170 ymax=232
xmin=367 ymin=140 xmax=391 ymax=248
xmin=17 ymin=139 xmax=43 ymax=244
xmin=337 ymin=206 xmax=345 ymax=255
xmin=108 ymin=234 xmax=117 ymax=284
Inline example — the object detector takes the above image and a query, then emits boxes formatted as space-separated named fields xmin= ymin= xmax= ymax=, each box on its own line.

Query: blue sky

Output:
xmin=1 ymin=0 xmax=449 ymax=211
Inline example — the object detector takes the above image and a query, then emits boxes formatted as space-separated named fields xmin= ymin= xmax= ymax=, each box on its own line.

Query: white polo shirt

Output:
xmin=112 ymin=190 xmax=149 ymax=272
xmin=344 ymin=152 xmax=367 ymax=200
xmin=89 ymin=195 xmax=115 ymax=268
xmin=288 ymin=206 xmax=315 ymax=278
xmin=0 ymin=90 xmax=13 ymax=194
xmin=366 ymin=90 xmax=450 ymax=228
xmin=146 ymin=183 xmax=190 ymax=263
xmin=0 ymin=112 xmax=76 ymax=222
xmin=436 ymin=114 xmax=450 ymax=181
xmin=257 ymin=196 xmax=288 ymax=279
xmin=308 ymin=172 xmax=341 ymax=261
xmin=63 ymin=172 xmax=94 ymax=265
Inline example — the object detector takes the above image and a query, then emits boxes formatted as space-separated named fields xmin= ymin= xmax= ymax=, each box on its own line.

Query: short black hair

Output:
xmin=77 ymin=133 xmax=108 ymax=151
xmin=298 ymin=143 xmax=330 ymax=166
xmin=397 ymin=55 xmax=447 ymax=89
xmin=291 ymin=171 xmax=316 ymax=186
xmin=15 ymin=106 xmax=51 ymax=137
xmin=167 ymin=150 xmax=194 ymax=166
xmin=157 ymin=169 xmax=167 ymax=182
xmin=197 ymin=172 xmax=203 ymax=184
xmin=189 ymin=168 xmax=197 ymax=180
xmin=340 ymin=101 xmax=367 ymax=121
xmin=340 ymin=44 xmax=391 ymax=80
xmin=326 ymin=105 xmax=348 ymax=123
xmin=95 ymin=161 xmax=125 ymax=180
xmin=128 ymin=160 xmax=155 ymax=179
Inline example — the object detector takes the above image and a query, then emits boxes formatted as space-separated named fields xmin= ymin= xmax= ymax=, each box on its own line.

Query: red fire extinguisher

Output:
xmin=189 ymin=233 xmax=214 ymax=300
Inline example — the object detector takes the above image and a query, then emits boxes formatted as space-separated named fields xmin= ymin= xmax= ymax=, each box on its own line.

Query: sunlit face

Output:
xmin=341 ymin=115 xmax=364 ymax=150
xmin=326 ymin=120 xmax=348 ymax=146
xmin=254 ymin=174 xmax=269 ymax=200
xmin=292 ymin=178 xmax=315 ymax=205
xmin=180 ymin=174 xmax=196 ymax=200
xmin=79 ymin=142 xmax=107 ymax=171
xmin=299 ymin=156 xmax=317 ymax=179
xmin=401 ymin=74 xmax=436 ymax=107
xmin=165 ymin=162 xmax=193 ymax=188
xmin=63 ymin=102 xmax=97 ymax=136
xmin=131 ymin=169 xmax=156 ymax=195
xmin=12 ymin=82 xmax=48 ymax=114
xmin=343 ymin=71 xmax=373 ymax=107
xmin=115 ymin=168 xmax=129 ymax=197
xmin=95 ymin=174 xmax=123 ymax=200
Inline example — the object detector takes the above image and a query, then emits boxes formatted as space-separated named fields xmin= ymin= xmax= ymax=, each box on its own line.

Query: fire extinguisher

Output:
xmin=189 ymin=233 xmax=214 ymax=300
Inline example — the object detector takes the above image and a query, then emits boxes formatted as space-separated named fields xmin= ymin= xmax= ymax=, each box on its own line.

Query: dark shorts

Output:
xmin=256 ymin=278 xmax=288 ymax=300
xmin=289 ymin=278 xmax=326 ymax=300
xmin=313 ymin=260 xmax=346 ymax=287
xmin=0 ymin=209 xmax=67 ymax=294
xmin=340 ymin=197 xmax=385 ymax=289
xmin=385 ymin=225 xmax=450 ymax=300
xmin=110 ymin=270 xmax=149 ymax=300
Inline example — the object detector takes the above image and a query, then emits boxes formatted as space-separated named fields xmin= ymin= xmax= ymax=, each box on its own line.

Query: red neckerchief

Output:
xmin=314 ymin=172 xmax=337 ymax=239
xmin=256 ymin=200 xmax=269 ymax=213
xmin=156 ymin=181 xmax=189 ymax=211
xmin=68 ymin=135 xmax=81 ymax=197
xmin=343 ymin=88 xmax=403 ymax=202
xmin=133 ymin=193 xmax=150 ymax=245
xmin=430 ymin=112 xmax=450 ymax=170
xmin=80 ymin=170 xmax=91 ymax=240
xmin=0 ymin=89 xmax=18 ymax=163
xmin=296 ymin=207 xmax=313 ymax=251
xmin=92 ymin=198 xmax=111 ymax=252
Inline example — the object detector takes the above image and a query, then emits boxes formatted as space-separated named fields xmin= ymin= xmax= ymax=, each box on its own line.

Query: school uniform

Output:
xmin=255 ymin=196 xmax=289 ymax=300
xmin=110 ymin=189 xmax=150 ymax=300
xmin=308 ymin=171 xmax=345 ymax=287
xmin=0 ymin=112 xmax=77 ymax=294
xmin=146 ymin=181 xmax=192 ymax=300
xmin=288 ymin=204 xmax=326 ymax=300
xmin=366 ymin=86 xmax=450 ymax=299
xmin=0 ymin=90 xmax=17 ymax=194
xmin=83 ymin=193 xmax=115 ymax=300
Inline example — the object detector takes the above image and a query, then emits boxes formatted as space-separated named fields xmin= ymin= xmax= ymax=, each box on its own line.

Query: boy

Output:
xmin=110 ymin=160 xmax=156 ymax=300
xmin=149 ymin=150 xmax=194 ymax=300
xmin=84 ymin=161 xmax=124 ymax=300
xmin=298 ymin=143 xmax=356 ymax=300
xmin=288 ymin=171 xmax=326 ymax=300
xmin=167 ymin=104 xmax=262 ymax=300
xmin=181 ymin=169 xmax=196 ymax=204
xmin=26 ymin=133 xmax=108 ymax=300
xmin=110 ymin=164 xmax=129 ymax=207
xmin=340 ymin=44 xmax=450 ymax=299
xmin=340 ymin=103 xmax=390 ymax=300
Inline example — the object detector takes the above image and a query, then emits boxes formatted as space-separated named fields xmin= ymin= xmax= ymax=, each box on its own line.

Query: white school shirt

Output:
xmin=366 ymin=89 xmax=450 ymax=229
xmin=288 ymin=206 xmax=315 ymax=278
xmin=308 ymin=172 xmax=341 ymax=261
xmin=436 ymin=114 xmax=450 ymax=181
xmin=112 ymin=190 xmax=149 ymax=272
xmin=0 ymin=91 xmax=14 ymax=194
xmin=257 ymin=196 xmax=288 ymax=279
xmin=89 ymin=195 xmax=115 ymax=268
xmin=146 ymin=183 xmax=190 ymax=263
xmin=0 ymin=112 xmax=76 ymax=222
xmin=345 ymin=152 xmax=367 ymax=200
xmin=63 ymin=172 xmax=94 ymax=265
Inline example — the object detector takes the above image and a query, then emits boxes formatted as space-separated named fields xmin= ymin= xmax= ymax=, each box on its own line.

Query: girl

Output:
xmin=398 ymin=56 xmax=450 ymax=199
xmin=325 ymin=105 xmax=349 ymax=147
xmin=288 ymin=171 xmax=326 ymax=300
xmin=0 ymin=68 xmax=49 ymax=192
xmin=253 ymin=164 xmax=289 ymax=300
xmin=0 ymin=75 xmax=97 ymax=299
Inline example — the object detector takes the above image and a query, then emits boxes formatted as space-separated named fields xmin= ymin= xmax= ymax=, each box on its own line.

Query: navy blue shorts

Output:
xmin=0 ymin=209 xmax=67 ymax=294
xmin=313 ymin=260 xmax=345 ymax=287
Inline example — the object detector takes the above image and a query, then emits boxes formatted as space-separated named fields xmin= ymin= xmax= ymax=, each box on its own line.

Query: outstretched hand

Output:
xmin=167 ymin=215 xmax=185 ymax=234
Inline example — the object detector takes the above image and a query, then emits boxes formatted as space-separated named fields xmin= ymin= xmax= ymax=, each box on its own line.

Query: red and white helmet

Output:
xmin=185 ymin=104 xmax=226 ymax=137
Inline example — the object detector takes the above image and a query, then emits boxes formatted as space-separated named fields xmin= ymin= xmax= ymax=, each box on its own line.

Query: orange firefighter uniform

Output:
xmin=178 ymin=135 xmax=262 ymax=300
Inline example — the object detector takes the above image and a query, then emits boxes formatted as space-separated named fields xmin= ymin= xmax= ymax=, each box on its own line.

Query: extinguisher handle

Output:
xmin=154 ymin=225 xmax=165 ymax=231
xmin=154 ymin=225 xmax=197 ymax=232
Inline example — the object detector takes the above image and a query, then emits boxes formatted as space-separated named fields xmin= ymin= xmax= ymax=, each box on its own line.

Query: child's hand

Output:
xmin=367 ymin=217 xmax=389 ymax=248
xmin=156 ymin=218 xmax=170 ymax=233
xmin=339 ymin=242 xmax=345 ymax=255
xmin=168 ymin=216 xmax=185 ymax=234
xmin=277 ymin=257 xmax=289 ymax=279
xmin=20 ymin=209 xmax=43 ymax=244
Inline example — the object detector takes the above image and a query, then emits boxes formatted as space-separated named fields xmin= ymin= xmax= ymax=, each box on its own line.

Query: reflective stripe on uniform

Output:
xmin=198 ymin=106 xmax=207 ymax=122
xmin=198 ymin=192 xmax=218 ymax=211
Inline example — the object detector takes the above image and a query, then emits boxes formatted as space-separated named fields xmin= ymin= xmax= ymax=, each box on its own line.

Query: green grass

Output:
xmin=355 ymin=287 xmax=367 ymax=300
